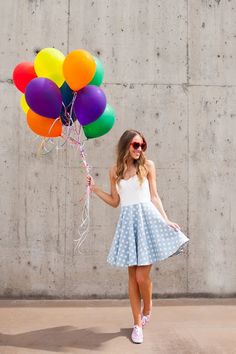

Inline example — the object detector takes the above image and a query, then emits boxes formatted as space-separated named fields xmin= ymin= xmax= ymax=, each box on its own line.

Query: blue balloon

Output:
xmin=60 ymin=81 xmax=76 ymax=125
xmin=60 ymin=81 xmax=73 ymax=107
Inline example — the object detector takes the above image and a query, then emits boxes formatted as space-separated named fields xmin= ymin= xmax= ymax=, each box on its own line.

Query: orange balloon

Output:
xmin=27 ymin=110 xmax=62 ymax=137
xmin=63 ymin=49 xmax=96 ymax=91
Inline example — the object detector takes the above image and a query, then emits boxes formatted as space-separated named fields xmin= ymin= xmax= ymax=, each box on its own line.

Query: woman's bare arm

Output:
xmin=88 ymin=166 xmax=120 ymax=208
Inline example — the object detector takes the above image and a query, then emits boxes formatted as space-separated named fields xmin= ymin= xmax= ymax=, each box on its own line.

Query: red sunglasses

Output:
xmin=130 ymin=141 xmax=147 ymax=151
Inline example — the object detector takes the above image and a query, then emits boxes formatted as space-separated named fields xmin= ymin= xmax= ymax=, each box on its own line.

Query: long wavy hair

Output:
xmin=116 ymin=129 xmax=148 ymax=185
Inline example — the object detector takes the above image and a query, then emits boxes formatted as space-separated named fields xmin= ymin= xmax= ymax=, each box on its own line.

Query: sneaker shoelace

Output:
xmin=132 ymin=325 xmax=143 ymax=339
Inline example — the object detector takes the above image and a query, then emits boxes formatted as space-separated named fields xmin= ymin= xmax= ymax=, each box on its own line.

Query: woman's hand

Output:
xmin=166 ymin=219 xmax=181 ymax=231
xmin=86 ymin=171 xmax=119 ymax=207
xmin=87 ymin=175 xmax=96 ymax=192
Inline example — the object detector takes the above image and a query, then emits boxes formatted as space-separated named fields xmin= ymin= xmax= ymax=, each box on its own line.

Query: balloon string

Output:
xmin=36 ymin=92 xmax=92 ymax=253
xmin=36 ymin=117 xmax=61 ymax=156
xmin=59 ymin=92 xmax=77 ymax=148
xmin=66 ymin=93 xmax=91 ymax=253
xmin=73 ymin=124 xmax=91 ymax=253
xmin=73 ymin=186 xmax=90 ymax=254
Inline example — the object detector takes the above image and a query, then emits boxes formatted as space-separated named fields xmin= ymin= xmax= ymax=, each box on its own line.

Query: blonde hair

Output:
xmin=116 ymin=129 xmax=148 ymax=185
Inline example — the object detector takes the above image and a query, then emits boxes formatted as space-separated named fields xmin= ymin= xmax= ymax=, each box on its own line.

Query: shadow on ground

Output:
xmin=0 ymin=326 xmax=131 ymax=352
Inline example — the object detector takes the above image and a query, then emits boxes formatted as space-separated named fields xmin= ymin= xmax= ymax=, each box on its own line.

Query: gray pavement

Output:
xmin=0 ymin=299 xmax=236 ymax=354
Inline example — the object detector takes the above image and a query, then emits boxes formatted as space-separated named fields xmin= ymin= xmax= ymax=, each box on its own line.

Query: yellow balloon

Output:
xmin=20 ymin=94 xmax=29 ymax=113
xmin=34 ymin=48 xmax=65 ymax=87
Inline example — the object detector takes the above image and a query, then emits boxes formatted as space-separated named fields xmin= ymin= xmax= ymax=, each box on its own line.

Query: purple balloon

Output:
xmin=73 ymin=85 xmax=106 ymax=126
xmin=25 ymin=77 xmax=62 ymax=118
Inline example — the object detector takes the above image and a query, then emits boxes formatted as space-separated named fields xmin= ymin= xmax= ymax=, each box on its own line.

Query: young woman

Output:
xmin=87 ymin=129 xmax=189 ymax=344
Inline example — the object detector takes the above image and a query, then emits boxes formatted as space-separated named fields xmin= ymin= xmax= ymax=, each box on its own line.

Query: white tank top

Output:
xmin=116 ymin=174 xmax=151 ymax=207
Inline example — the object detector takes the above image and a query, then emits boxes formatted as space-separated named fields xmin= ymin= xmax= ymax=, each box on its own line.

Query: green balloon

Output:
xmin=83 ymin=104 xmax=115 ymax=139
xmin=89 ymin=56 xmax=104 ymax=86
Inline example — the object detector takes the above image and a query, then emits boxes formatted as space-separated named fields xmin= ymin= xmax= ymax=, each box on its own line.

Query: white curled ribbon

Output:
xmin=73 ymin=137 xmax=92 ymax=253
xmin=36 ymin=92 xmax=92 ymax=253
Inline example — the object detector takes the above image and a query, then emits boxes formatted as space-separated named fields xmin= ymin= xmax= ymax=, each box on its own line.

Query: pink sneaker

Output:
xmin=141 ymin=312 xmax=151 ymax=327
xmin=142 ymin=300 xmax=152 ymax=327
xmin=131 ymin=325 xmax=143 ymax=344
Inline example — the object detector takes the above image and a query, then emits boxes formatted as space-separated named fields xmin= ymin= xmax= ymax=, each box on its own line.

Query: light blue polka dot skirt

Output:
xmin=107 ymin=201 xmax=189 ymax=267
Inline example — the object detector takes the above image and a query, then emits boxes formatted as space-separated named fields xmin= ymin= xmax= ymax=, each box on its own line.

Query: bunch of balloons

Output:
xmin=12 ymin=47 xmax=115 ymax=140
xmin=13 ymin=48 xmax=116 ymax=252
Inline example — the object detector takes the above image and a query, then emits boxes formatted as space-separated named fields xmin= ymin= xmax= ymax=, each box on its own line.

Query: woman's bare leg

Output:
xmin=136 ymin=265 xmax=153 ymax=316
xmin=128 ymin=266 xmax=142 ymax=327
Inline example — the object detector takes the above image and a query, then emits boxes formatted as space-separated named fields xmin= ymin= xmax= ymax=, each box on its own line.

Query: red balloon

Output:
xmin=12 ymin=62 xmax=37 ymax=93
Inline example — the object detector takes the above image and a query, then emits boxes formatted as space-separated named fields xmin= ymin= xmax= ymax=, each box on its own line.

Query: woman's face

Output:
xmin=129 ymin=134 xmax=144 ymax=160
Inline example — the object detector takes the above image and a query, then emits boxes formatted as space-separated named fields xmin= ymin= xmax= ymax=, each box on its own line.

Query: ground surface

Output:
xmin=0 ymin=298 xmax=236 ymax=354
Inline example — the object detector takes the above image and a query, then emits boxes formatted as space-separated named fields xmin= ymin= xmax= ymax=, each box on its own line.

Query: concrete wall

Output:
xmin=0 ymin=0 xmax=235 ymax=298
